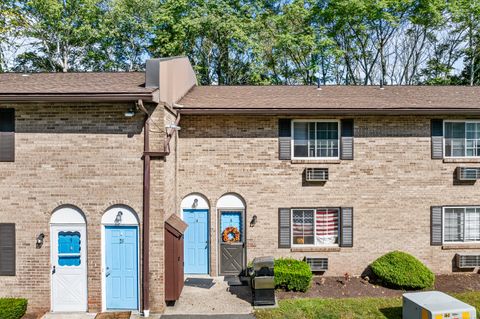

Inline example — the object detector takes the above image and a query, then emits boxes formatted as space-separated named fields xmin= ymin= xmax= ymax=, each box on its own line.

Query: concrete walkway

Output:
xmin=163 ymin=276 xmax=253 ymax=316
xmin=161 ymin=315 xmax=255 ymax=319
xmin=41 ymin=313 xmax=154 ymax=319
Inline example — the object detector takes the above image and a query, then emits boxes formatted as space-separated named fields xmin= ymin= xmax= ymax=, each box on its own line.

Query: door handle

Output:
xmin=52 ymin=266 xmax=56 ymax=274
xmin=106 ymin=267 xmax=110 ymax=277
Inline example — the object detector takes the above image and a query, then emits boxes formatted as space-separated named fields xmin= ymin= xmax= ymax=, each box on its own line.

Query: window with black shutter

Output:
xmin=0 ymin=109 xmax=15 ymax=162
xmin=0 ymin=223 xmax=16 ymax=276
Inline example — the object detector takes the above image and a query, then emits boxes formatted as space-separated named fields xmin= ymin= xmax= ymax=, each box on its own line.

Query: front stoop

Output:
xmin=164 ymin=276 xmax=253 ymax=316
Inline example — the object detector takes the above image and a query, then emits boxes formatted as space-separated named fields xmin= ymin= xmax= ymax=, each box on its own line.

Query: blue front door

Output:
xmin=105 ymin=226 xmax=139 ymax=310
xmin=183 ymin=209 xmax=209 ymax=274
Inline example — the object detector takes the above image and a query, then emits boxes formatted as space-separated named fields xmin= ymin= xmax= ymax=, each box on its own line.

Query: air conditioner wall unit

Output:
xmin=457 ymin=167 xmax=480 ymax=181
xmin=305 ymin=168 xmax=328 ymax=182
xmin=456 ymin=253 xmax=480 ymax=269
xmin=304 ymin=257 xmax=328 ymax=271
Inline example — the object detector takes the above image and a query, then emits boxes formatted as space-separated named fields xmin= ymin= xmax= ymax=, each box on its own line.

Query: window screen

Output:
xmin=293 ymin=121 xmax=339 ymax=158
xmin=444 ymin=207 xmax=480 ymax=243
xmin=445 ymin=121 xmax=480 ymax=157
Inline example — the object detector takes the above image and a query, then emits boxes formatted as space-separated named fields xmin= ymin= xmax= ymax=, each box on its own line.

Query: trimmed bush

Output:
xmin=0 ymin=298 xmax=27 ymax=319
xmin=274 ymin=258 xmax=312 ymax=292
xmin=370 ymin=251 xmax=435 ymax=289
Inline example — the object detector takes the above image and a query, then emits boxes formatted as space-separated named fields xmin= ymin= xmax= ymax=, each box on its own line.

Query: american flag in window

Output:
xmin=316 ymin=209 xmax=339 ymax=245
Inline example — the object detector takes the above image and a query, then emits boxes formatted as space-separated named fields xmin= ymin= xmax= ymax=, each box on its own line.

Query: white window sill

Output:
xmin=442 ymin=243 xmax=480 ymax=250
xmin=443 ymin=158 xmax=480 ymax=163
xmin=291 ymin=246 xmax=341 ymax=252
xmin=291 ymin=159 xmax=341 ymax=164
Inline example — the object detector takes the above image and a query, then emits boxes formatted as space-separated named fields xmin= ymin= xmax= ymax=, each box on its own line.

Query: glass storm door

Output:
xmin=51 ymin=225 xmax=87 ymax=312
xmin=219 ymin=210 xmax=245 ymax=275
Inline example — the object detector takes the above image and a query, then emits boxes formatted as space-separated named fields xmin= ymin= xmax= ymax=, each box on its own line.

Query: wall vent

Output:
xmin=305 ymin=168 xmax=328 ymax=182
xmin=457 ymin=167 xmax=480 ymax=181
xmin=304 ymin=257 xmax=328 ymax=271
xmin=456 ymin=254 xmax=480 ymax=269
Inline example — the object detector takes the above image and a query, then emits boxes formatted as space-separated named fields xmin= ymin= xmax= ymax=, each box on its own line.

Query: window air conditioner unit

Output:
xmin=304 ymin=257 xmax=328 ymax=271
xmin=457 ymin=167 xmax=480 ymax=181
xmin=305 ymin=168 xmax=328 ymax=182
xmin=456 ymin=253 xmax=480 ymax=269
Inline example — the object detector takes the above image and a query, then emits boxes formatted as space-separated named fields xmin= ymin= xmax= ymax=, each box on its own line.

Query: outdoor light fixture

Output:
xmin=124 ymin=108 xmax=136 ymax=117
xmin=250 ymin=215 xmax=257 ymax=227
xmin=114 ymin=211 xmax=123 ymax=225
xmin=166 ymin=123 xmax=181 ymax=131
xmin=36 ymin=233 xmax=45 ymax=248
xmin=192 ymin=198 xmax=198 ymax=209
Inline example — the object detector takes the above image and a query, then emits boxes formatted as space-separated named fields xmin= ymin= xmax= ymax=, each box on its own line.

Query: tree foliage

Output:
xmin=1 ymin=0 xmax=479 ymax=85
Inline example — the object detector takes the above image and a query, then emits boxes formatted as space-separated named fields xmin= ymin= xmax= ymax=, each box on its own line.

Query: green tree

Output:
xmin=84 ymin=0 xmax=156 ymax=71
xmin=258 ymin=0 xmax=339 ymax=85
xmin=0 ymin=0 xmax=24 ymax=72
xmin=15 ymin=0 xmax=104 ymax=72
xmin=450 ymin=0 xmax=480 ymax=85
xmin=151 ymin=0 xmax=263 ymax=84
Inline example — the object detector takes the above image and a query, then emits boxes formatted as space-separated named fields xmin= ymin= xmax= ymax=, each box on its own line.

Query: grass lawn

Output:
xmin=255 ymin=292 xmax=480 ymax=319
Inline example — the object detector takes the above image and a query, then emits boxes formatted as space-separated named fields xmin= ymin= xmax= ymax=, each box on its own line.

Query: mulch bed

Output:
xmin=277 ymin=274 xmax=480 ymax=300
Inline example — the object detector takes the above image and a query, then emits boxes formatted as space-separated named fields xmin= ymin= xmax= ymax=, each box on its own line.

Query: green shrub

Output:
xmin=0 ymin=298 xmax=27 ymax=319
xmin=274 ymin=258 xmax=312 ymax=292
xmin=370 ymin=251 xmax=435 ymax=289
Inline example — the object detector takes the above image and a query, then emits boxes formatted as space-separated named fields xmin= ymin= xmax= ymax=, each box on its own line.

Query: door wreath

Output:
xmin=222 ymin=226 xmax=240 ymax=243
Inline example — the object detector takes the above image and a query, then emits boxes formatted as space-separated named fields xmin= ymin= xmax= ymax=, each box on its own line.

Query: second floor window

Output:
xmin=444 ymin=121 xmax=480 ymax=157
xmin=292 ymin=120 xmax=339 ymax=159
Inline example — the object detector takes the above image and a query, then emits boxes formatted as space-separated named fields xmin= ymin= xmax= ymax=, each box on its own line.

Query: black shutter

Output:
xmin=278 ymin=208 xmax=291 ymax=248
xmin=0 ymin=109 xmax=15 ymax=162
xmin=278 ymin=119 xmax=291 ymax=160
xmin=431 ymin=206 xmax=443 ymax=246
xmin=340 ymin=119 xmax=354 ymax=160
xmin=340 ymin=207 xmax=353 ymax=247
xmin=0 ymin=223 xmax=15 ymax=276
xmin=431 ymin=119 xmax=443 ymax=159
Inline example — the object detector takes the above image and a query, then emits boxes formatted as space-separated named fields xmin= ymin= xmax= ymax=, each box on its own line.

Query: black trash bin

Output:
xmin=250 ymin=256 xmax=275 ymax=306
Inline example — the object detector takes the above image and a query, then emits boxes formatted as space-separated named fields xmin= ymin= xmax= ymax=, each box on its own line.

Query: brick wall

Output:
xmin=0 ymin=103 xmax=167 ymax=313
xmin=177 ymin=115 xmax=480 ymax=276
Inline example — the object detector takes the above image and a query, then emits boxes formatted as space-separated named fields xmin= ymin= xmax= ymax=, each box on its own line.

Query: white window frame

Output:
xmin=291 ymin=208 xmax=339 ymax=247
xmin=443 ymin=120 xmax=480 ymax=158
xmin=442 ymin=206 xmax=480 ymax=244
xmin=291 ymin=119 xmax=340 ymax=160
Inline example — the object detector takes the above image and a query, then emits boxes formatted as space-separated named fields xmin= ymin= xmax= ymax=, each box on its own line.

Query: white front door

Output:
xmin=51 ymin=225 xmax=87 ymax=312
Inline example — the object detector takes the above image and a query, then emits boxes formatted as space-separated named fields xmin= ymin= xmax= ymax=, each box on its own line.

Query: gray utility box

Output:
xmin=403 ymin=291 xmax=476 ymax=319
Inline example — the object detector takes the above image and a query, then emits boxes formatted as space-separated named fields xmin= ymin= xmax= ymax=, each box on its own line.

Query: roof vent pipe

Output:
xmin=380 ymin=80 xmax=384 ymax=90
xmin=316 ymin=74 xmax=322 ymax=90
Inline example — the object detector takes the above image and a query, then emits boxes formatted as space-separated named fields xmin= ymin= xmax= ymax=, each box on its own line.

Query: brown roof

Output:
xmin=0 ymin=72 xmax=158 ymax=102
xmin=178 ymin=85 xmax=480 ymax=114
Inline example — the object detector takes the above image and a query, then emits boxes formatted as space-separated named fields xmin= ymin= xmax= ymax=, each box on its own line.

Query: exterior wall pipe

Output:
xmin=137 ymin=99 xmax=160 ymax=317
xmin=142 ymin=105 xmax=151 ymax=317
xmin=137 ymin=99 xmax=179 ymax=316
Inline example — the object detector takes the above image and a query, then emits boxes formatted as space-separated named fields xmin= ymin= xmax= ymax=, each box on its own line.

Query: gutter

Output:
xmin=0 ymin=92 xmax=159 ymax=103
xmin=141 ymin=101 xmax=152 ymax=317
xmin=176 ymin=108 xmax=480 ymax=115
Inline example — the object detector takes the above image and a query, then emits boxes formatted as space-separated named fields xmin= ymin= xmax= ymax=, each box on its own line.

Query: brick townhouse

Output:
xmin=1 ymin=56 xmax=480 ymax=315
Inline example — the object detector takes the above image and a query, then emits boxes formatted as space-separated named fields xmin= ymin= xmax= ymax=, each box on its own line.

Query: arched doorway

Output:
xmin=101 ymin=205 xmax=139 ymax=311
xmin=50 ymin=205 xmax=87 ymax=312
xmin=181 ymin=193 xmax=210 ymax=274
xmin=217 ymin=193 xmax=246 ymax=276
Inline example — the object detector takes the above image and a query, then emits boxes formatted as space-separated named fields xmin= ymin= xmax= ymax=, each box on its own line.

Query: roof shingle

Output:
xmin=0 ymin=72 xmax=154 ymax=94
xmin=178 ymin=85 xmax=480 ymax=113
